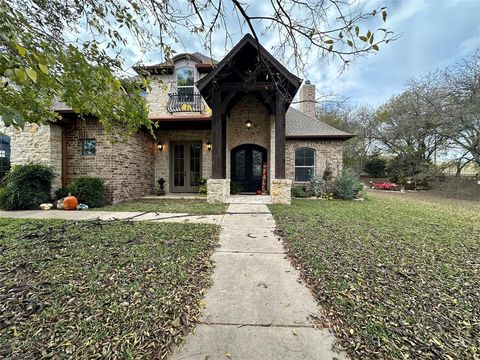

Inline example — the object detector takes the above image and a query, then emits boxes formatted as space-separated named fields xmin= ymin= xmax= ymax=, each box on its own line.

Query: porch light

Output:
xmin=157 ymin=143 xmax=163 ymax=151
xmin=245 ymin=119 xmax=252 ymax=130
xmin=206 ymin=142 xmax=212 ymax=151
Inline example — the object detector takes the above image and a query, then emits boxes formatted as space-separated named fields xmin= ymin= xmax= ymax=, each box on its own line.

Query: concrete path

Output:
xmin=172 ymin=203 xmax=346 ymax=360
xmin=0 ymin=210 xmax=223 ymax=224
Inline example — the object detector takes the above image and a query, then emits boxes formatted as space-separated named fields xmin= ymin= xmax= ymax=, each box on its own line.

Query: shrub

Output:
xmin=333 ymin=169 xmax=364 ymax=200
xmin=0 ymin=163 xmax=54 ymax=210
xmin=198 ymin=177 xmax=207 ymax=195
xmin=364 ymin=155 xmax=387 ymax=177
xmin=291 ymin=185 xmax=308 ymax=198
xmin=322 ymin=164 xmax=334 ymax=193
xmin=54 ymin=187 xmax=69 ymax=199
xmin=156 ymin=178 xmax=166 ymax=196
xmin=230 ymin=181 xmax=244 ymax=194
xmin=68 ymin=176 xmax=106 ymax=208
xmin=307 ymin=174 xmax=325 ymax=198
xmin=0 ymin=157 xmax=10 ymax=180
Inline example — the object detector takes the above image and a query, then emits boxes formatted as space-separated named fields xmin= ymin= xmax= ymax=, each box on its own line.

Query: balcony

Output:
xmin=167 ymin=93 xmax=205 ymax=113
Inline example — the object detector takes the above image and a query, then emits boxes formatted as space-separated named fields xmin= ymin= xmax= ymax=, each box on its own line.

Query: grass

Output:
xmin=0 ymin=218 xmax=220 ymax=359
xmin=93 ymin=199 xmax=228 ymax=215
xmin=270 ymin=196 xmax=480 ymax=359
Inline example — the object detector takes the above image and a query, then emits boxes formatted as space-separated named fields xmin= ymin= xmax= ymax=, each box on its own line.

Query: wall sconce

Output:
xmin=206 ymin=142 xmax=212 ymax=151
xmin=157 ymin=143 xmax=163 ymax=151
xmin=245 ymin=120 xmax=252 ymax=130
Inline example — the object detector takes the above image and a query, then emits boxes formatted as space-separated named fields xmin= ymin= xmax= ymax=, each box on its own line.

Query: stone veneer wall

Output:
xmin=286 ymin=139 xmax=343 ymax=183
xmin=0 ymin=122 xmax=63 ymax=191
xmin=154 ymin=130 xmax=212 ymax=193
xmin=226 ymin=95 xmax=272 ymax=184
xmin=66 ymin=120 xmax=156 ymax=203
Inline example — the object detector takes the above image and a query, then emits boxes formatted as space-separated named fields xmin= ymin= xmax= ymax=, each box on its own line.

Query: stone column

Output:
xmin=271 ymin=179 xmax=292 ymax=205
xmin=207 ymin=179 xmax=230 ymax=203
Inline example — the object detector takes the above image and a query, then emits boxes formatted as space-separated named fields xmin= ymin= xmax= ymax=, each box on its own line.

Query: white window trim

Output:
xmin=175 ymin=66 xmax=195 ymax=93
xmin=294 ymin=148 xmax=316 ymax=182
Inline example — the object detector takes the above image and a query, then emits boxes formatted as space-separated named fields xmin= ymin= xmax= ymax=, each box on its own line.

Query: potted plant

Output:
xmin=156 ymin=178 xmax=166 ymax=196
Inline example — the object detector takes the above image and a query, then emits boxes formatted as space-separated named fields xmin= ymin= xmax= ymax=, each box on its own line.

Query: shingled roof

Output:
xmin=286 ymin=107 xmax=354 ymax=140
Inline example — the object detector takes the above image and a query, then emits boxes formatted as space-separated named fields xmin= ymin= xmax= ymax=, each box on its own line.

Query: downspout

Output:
xmin=61 ymin=119 xmax=76 ymax=188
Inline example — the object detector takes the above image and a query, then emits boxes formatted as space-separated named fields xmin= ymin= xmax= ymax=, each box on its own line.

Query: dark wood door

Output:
xmin=231 ymin=144 xmax=267 ymax=193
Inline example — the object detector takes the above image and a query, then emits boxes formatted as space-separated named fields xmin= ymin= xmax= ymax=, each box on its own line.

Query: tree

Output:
xmin=0 ymin=0 xmax=398 ymax=132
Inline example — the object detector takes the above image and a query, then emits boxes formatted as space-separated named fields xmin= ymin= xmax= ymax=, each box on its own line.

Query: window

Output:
xmin=0 ymin=150 xmax=5 ymax=158
xmin=295 ymin=148 xmax=315 ymax=182
xmin=82 ymin=139 xmax=96 ymax=156
xmin=176 ymin=67 xmax=195 ymax=102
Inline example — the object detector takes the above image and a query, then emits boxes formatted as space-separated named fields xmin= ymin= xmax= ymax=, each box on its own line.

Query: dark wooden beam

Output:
xmin=275 ymin=93 xmax=286 ymax=179
xmin=218 ymin=82 xmax=274 ymax=91
xmin=211 ymin=92 xmax=225 ymax=178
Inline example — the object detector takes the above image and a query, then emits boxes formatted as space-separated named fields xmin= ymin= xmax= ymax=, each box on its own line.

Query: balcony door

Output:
xmin=171 ymin=142 xmax=202 ymax=193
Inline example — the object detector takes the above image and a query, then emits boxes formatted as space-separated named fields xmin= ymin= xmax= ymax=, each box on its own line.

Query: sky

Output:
xmin=120 ymin=0 xmax=480 ymax=108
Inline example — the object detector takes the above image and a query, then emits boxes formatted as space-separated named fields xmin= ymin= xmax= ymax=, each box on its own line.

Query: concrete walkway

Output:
xmin=172 ymin=203 xmax=346 ymax=360
xmin=0 ymin=210 xmax=223 ymax=224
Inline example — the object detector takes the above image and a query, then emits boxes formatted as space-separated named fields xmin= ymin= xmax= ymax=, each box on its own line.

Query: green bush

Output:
xmin=0 ymin=157 xmax=10 ymax=180
xmin=307 ymin=174 xmax=325 ymax=198
xmin=68 ymin=176 xmax=106 ymax=208
xmin=198 ymin=177 xmax=207 ymax=195
xmin=0 ymin=163 xmax=54 ymax=210
xmin=364 ymin=155 xmax=387 ymax=177
xmin=333 ymin=169 xmax=364 ymax=200
xmin=291 ymin=185 xmax=308 ymax=198
xmin=54 ymin=187 xmax=69 ymax=199
xmin=230 ymin=181 xmax=244 ymax=195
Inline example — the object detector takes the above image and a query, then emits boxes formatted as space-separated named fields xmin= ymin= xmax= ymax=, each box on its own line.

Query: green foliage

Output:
xmin=0 ymin=163 xmax=54 ymax=210
xmin=156 ymin=178 xmax=166 ymax=195
xmin=364 ymin=155 xmax=387 ymax=177
xmin=0 ymin=157 xmax=10 ymax=180
xmin=54 ymin=187 xmax=69 ymax=199
xmin=198 ymin=177 xmax=207 ymax=195
xmin=68 ymin=176 xmax=106 ymax=208
xmin=322 ymin=164 xmax=334 ymax=193
xmin=307 ymin=174 xmax=325 ymax=198
xmin=230 ymin=181 xmax=244 ymax=195
xmin=291 ymin=185 xmax=308 ymax=198
xmin=269 ymin=196 xmax=480 ymax=359
xmin=333 ymin=169 xmax=364 ymax=199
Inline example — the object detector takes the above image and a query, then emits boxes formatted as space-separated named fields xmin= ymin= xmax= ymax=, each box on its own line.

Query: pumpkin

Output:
xmin=64 ymin=195 xmax=79 ymax=210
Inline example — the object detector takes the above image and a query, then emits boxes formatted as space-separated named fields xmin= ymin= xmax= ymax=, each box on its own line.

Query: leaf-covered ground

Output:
xmin=94 ymin=199 xmax=228 ymax=215
xmin=0 ymin=218 xmax=220 ymax=359
xmin=270 ymin=196 xmax=480 ymax=359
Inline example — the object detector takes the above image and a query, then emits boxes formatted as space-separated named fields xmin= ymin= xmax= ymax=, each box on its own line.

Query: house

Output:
xmin=0 ymin=35 xmax=353 ymax=204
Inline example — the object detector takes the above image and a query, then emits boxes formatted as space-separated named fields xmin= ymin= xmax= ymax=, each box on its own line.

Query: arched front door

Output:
xmin=231 ymin=144 xmax=267 ymax=193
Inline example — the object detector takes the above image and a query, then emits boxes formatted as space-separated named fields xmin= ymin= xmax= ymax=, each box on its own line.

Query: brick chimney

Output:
xmin=299 ymin=80 xmax=316 ymax=118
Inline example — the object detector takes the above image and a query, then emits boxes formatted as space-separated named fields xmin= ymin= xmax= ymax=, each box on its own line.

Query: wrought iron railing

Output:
xmin=167 ymin=93 xmax=205 ymax=113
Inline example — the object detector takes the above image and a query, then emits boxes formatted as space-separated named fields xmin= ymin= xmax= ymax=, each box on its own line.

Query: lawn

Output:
xmin=270 ymin=196 xmax=480 ymax=359
xmin=93 ymin=199 xmax=228 ymax=215
xmin=0 ymin=218 xmax=220 ymax=359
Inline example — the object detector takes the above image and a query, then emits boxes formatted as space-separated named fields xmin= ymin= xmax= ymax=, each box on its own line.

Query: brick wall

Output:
xmin=66 ymin=120 xmax=156 ymax=203
xmin=226 ymin=95 xmax=271 ymax=181
xmin=286 ymin=139 xmax=343 ymax=183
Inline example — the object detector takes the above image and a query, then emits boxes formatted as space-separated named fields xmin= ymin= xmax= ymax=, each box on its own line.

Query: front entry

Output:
xmin=171 ymin=142 xmax=202 ymax=192
xmin=231 ymin=144 xmax=267 ymax=193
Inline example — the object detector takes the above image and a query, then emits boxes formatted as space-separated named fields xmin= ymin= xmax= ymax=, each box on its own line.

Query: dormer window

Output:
xmin=176 ymin=67 xmax=194 ymax=102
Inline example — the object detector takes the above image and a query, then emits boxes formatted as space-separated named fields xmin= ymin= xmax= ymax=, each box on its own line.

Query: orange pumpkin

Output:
xmin=63 ymin=195 xmax=79 ymax=210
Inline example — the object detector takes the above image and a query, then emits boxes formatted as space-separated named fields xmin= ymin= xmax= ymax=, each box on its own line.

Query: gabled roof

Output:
xmin=286 ymin=107 xmax=354 ymax=139
xmin=197 ymin=34 xmax=302 ymax=102
xmin=133 ymin=52 xmax=216 ymax=75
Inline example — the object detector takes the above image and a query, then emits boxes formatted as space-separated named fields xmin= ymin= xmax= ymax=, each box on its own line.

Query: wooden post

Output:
xmin=275 ymin=93 xmax=286 ymax=179
xmin=212 ymin=92 xmax=225 ymax=178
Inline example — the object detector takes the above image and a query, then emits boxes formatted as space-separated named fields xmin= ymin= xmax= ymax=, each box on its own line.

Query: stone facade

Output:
xmin=226 ymin=95 xmax=272 ymax=185
xmin=154 ymin=130 xmax=212 ymax=193
xmin=299 ymin=81 xmax=316 ymax=118
xmin=207 ymin=179 xmax=230 ymax=203
xmin=66 ymin=120 xmax=156 ymax=203
xmin=286 ymin=139 xmax=343 ymax=184
xmin=271 ymin=179 xmax=292 ymax=205
xmin=0 ymin=122 xmax=63 ymax=191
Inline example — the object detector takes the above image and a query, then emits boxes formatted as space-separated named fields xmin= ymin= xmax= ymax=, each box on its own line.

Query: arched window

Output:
xmin=295 ymin=148 xmax=315 ymax=182
xmin=176 ymin=67 xmax=195 ymax=102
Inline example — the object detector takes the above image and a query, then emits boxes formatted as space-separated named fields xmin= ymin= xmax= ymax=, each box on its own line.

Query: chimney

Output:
xmin=299 ymin=80 xmax=316 ymax=118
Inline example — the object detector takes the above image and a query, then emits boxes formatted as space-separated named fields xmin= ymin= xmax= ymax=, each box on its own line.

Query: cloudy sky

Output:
xmin=122 ymin=0 xmax=480 ymax=108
